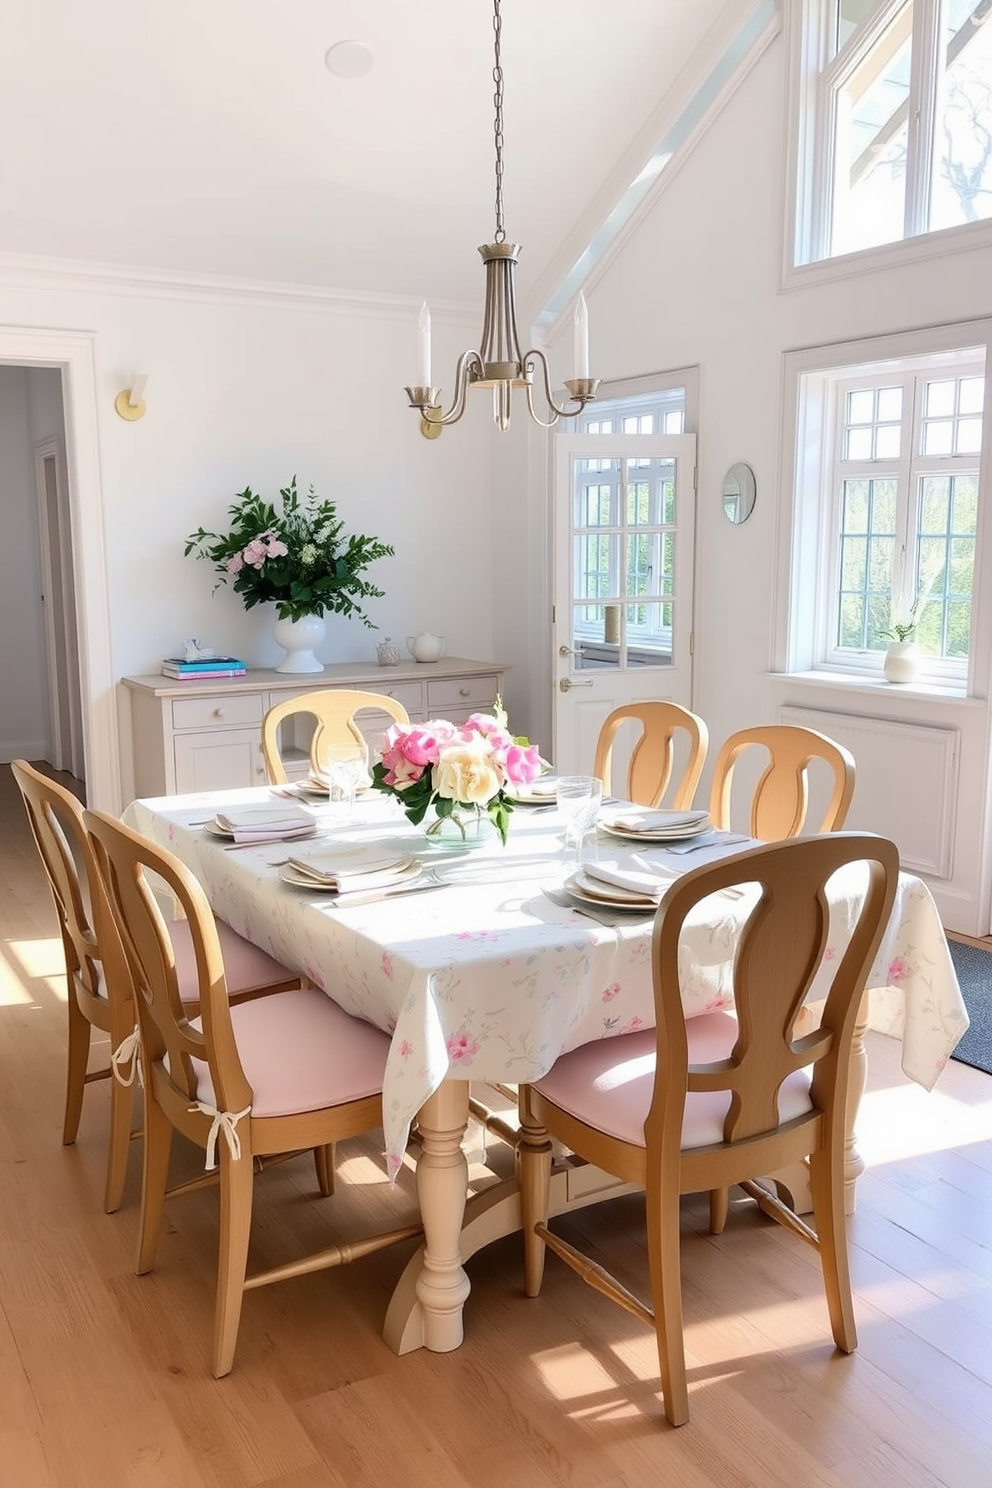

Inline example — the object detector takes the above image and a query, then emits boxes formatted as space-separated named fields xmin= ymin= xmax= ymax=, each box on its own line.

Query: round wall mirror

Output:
xmin=722 ymin=462 xmax=756 ymax=525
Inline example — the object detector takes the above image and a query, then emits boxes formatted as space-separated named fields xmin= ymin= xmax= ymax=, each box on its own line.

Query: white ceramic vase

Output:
xmin=271 ymin=612 xmax=326 ymax=673
xmin=883 ymin=640 xmax=919 ymax=684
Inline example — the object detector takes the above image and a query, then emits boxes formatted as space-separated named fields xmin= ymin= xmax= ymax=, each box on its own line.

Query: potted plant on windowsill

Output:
xmin=881 ymin=613 xmax=919 ymax=684
xmin=185 ymin=478 xmax=394 ymax=673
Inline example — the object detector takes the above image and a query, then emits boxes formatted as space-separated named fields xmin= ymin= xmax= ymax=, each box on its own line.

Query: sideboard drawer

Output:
xmin=361 ymin=680 xmax=424 ymax=714
xmin=427 ymin=674 xmax=501 ymax=714
xmin=171 ymin=693 xmax=265 ymax=731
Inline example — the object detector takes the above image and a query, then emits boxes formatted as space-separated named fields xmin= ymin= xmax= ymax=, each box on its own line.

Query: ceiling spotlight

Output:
xmin=324 ymin=40 xmax=374 ymax=79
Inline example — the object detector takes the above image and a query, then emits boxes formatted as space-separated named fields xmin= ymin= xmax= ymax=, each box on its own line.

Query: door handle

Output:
xmin=559 ymin=677 xmax=594 ymax=692
xmin=558 ymin=645 xmax=573 ymax=658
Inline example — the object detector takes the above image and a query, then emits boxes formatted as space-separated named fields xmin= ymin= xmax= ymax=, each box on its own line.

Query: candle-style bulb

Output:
xmin=418 ymin=301 xmax=432 ymax=389
xmin=574 ymin=292 xmax=589 ymax=380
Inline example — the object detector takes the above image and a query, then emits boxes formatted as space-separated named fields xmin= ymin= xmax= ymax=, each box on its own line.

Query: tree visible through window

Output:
xmin=795 ymin=0 xmax=992 ymax=263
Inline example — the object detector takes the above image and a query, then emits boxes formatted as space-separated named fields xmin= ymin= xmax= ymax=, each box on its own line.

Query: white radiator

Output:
xmin=778 ymin=705 xmax=959 ymax=878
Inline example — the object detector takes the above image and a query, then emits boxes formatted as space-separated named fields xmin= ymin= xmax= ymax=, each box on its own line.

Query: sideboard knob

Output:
xmin=212 ymin=707 xmax=225 ymax=719
xmin=459 ymin=687 xmax=470 ymax=697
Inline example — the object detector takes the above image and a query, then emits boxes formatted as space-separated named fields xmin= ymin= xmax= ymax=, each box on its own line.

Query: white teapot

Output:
xmin=407 ymin=631 xmax=446 ymax=663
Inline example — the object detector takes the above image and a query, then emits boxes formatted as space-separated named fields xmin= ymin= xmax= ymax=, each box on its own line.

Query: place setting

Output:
xmin=199 ymin=803 xmax=320 ymax=847
xmin=277 ymin=842 xmax=444 ymax=906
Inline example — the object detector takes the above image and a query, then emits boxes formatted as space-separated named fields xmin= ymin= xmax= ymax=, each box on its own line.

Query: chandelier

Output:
xmin=405 ymin=0 xmax=599 ymax=437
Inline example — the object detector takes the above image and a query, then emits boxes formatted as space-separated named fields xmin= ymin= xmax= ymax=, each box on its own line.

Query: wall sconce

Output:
xmin=114 ymin=372 xmax=149 ymax=421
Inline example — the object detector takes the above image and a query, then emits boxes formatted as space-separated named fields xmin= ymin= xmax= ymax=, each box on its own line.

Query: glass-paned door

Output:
xmin=553 ymin=434 xmax=696 ymax=776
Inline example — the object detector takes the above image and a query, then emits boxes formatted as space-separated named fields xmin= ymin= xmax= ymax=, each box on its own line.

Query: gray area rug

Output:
xmin=947 ymin=938 xmax=992 ymax=1076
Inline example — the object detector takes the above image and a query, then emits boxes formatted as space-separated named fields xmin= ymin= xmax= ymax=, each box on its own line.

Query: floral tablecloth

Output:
xmin=124 ymin=787 xmax=969 ymax=1179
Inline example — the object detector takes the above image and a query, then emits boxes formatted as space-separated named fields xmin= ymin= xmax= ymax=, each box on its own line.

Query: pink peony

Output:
xmin=226 ymin=553 xmax=244 ymax=575
xmin=501 ymin=742 xmax=542 ymax=784
xmin=242 ymin=538 xmax=268 ymax=568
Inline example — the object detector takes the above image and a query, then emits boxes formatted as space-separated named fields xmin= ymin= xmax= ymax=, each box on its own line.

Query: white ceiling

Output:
xmin=0 ymin=0 xmax=736 ymax=308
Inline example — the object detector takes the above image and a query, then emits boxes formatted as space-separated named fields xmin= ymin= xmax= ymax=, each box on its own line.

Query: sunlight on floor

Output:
xmin=1 ymin=933 xmax=69 ymax=1006
xmin=858 ymin=1078 xmax=991 ymax=1164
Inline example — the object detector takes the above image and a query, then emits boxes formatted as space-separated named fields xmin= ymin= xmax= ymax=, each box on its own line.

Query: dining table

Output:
xmin=122 ymin=784 xmax=969 ymax=1356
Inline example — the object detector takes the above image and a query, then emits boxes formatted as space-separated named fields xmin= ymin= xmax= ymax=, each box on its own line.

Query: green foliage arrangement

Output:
xmin=184 ymin=478 xmax=394 ymax=626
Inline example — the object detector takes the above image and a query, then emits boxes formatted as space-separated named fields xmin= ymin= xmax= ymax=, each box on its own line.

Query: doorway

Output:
xmin=0 ymin=326 xmax=119 ymax=811
xmin=34 ymin=436 xmax=84 ymax=778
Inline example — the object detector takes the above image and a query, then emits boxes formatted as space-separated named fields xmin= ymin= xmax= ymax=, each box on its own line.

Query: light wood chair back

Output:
xmin=11 ymin=759 xmax=136 ymax=1213
xmin=83 ymin=808 xmax=421 ymax=1377
xmin=593 ymin=702 xmax=708 ymax=809
xmin=708 ymin=724 xmax=855 ymax=839
xmin=261 ymin=688 xmax=410 ymax=785
xmin=519 ymin=831 xmax=899 ymax=1426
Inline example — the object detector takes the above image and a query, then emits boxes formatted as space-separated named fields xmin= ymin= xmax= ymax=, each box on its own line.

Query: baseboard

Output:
xmin=0 ymin=741 xmax=49 ymax=765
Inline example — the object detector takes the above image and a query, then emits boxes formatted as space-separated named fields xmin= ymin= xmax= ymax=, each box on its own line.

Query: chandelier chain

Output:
xmin=492 ymin=0 xmax=505 ymax=243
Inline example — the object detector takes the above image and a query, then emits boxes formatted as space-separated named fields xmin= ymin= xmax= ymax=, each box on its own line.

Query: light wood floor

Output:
xmin=2 ymin=763 xmax=991 ymax=1487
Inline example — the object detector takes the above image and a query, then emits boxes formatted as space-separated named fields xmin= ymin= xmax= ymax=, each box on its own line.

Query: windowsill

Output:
xmin=767 ymin=669 xmax=980 ymax=705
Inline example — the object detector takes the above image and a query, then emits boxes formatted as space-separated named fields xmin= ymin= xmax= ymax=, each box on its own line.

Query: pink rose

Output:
xmin=242 ymin=538 xmax=268 ymax=568
xmin=226 ymin=553 xmax=244 ymax=574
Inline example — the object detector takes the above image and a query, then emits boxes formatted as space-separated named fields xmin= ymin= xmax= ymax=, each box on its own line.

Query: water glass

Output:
xmin=322 ymin=742 xmax=367 ymax=818
xmin=557 ymin=775 xmax=603 ymax=866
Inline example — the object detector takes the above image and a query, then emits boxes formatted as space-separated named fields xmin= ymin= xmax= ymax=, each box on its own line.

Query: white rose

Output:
xmin=434 ymin=739 xmax=501 ymax=805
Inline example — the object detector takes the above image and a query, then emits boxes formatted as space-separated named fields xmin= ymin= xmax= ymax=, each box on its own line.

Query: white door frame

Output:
xmin=0 ymin=327 xmax=120 ymax=810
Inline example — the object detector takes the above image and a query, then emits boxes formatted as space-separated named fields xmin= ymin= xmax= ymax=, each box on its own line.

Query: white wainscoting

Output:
xmin=778 ymin=705 xmax=959 ymax=879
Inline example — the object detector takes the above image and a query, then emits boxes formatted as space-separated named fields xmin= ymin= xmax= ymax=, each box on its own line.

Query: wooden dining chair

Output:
xmin=261 ymin=688 xmax=410 ymax=785
xmin=708 ymin=724 xmax=856 ymax=840
xmin=83 ymin=807 xmax=422 ymax=1377
xmin=12 ymin=759 xmax=307 ymax=1213
xmin=593 ymin=702 xmax=709 ymax=809
xmin=518 ymin=832 xmax=899 ymax=1427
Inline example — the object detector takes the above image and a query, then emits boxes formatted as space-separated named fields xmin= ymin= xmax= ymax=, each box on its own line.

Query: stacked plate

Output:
xmin=599 ymin=807 xmax=711 ymax=843
xmin=279 ymin=843 xmax=421 ymax=894
xmin=506 ymin=775 xmax=559 ymax=807
xmin=564 ymin=858 xmax=679 ymax=912
xmin=205 ymin=805 xmax=317 ymax=844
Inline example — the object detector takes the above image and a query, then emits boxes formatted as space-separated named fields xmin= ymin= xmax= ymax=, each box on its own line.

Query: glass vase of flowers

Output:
xmin=184 ymin=478 xmax=394 ymax=626
xmin=371 ymin=699 xmax=542 ymax=846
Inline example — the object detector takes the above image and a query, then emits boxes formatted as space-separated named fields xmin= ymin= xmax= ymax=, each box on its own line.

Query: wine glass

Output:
xmin=556 ymin=775 xmax=603 ymax=867
xmin=321 ymin=742 xmax=368 ymax=819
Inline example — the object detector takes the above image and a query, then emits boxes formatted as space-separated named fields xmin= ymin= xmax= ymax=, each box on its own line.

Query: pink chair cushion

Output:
xmin=532 ymin=1013 xmax=813 ymax=1151
xmin=168 ymin=917 xmax=296 ymax=1003
xmin=187 ymin=989 xmax=390 ymax=1118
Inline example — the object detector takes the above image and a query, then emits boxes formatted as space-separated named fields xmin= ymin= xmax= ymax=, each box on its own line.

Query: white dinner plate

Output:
xmin=279 ymin=858 xmax=422 ymax=892
xmin=203 ymin=819 xmax=317 ymax=842
xmin=505 ymin=777 xmax=560 ymax=806
xmin=598 ymin=815 xmax=711 ymax=844
xmin=563 ymin=869 xmax=661 ymax=911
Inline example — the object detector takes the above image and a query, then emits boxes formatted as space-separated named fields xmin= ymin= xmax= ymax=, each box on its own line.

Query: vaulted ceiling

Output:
xmin=0 ymin=0 xmax=738 ymax=309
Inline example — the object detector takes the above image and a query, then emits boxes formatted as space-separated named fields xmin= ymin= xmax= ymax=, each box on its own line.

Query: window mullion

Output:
xmin=904 ymin=0 xmax=942 ymax=237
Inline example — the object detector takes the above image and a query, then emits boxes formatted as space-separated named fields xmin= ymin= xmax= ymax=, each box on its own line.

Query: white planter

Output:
xmin=883 ymin=640 xmax=919 ymax=684
xmin=271 ymin=612 xmax=326 ymax=673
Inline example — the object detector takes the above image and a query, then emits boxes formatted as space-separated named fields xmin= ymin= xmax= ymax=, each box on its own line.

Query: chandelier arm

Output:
xmin=524 ymin=375 xmax=561 ymax=430
xmin=524 ymin=348 xmax=593 ymax=420
xmin=418 ymin=351 xmax=486 ymax=428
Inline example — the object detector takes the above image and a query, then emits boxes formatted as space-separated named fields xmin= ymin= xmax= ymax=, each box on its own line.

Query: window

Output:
xmin=571 ymin=385 xmax=688 ymax=665
xmin=780 ymin=327 xmax=989 ymax=687
xmin=793 ymin=0 xmax=992 ymax=265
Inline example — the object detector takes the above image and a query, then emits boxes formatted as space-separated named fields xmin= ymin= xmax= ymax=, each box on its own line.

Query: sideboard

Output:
xmin=121 ymin=657 xmax=507 ymax=798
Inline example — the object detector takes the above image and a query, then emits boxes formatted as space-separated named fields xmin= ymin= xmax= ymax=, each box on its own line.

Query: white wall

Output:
xmin=0 ymin=272 xmax=498 ymax=799
xmin=0 ymin=366 xmax=50 ymax=759
xmin=505 ymin=33 xmax=992 ymax=933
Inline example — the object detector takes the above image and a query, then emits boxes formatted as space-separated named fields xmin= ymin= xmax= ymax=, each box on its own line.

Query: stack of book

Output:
xmin=161 ymin=655 xmax=247 ymax=680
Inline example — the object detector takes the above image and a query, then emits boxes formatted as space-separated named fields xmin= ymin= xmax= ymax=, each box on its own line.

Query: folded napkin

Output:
xmin=526 ymin=775 xmax=559 ymax=798
xmin=285 ymin=845 xmax=417 ymax=892
xmin=213 ymin=805 xmax=317 ymax=843
xmin=583 ymin=859 xmax=679 ymax=902
xmin=604 ymin=808 xmax=710 ymax=835
xmin=311 ymin=761 xmax=374 ymax=793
